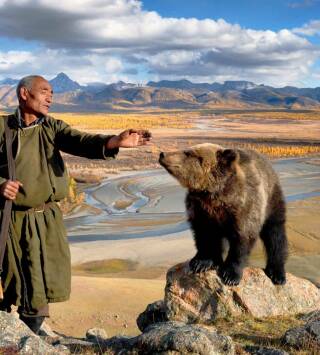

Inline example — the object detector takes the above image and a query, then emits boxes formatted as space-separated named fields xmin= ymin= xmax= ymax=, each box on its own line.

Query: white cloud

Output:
xmin=293 ymin=20 xmax=320 ymax=36
xmin=0 ymin=51 xmax=34 ymax=70
xmin=0 ymin=49 xmax=127 ymax=84
xmin=0 ymin=0 xmax=319 ymax=86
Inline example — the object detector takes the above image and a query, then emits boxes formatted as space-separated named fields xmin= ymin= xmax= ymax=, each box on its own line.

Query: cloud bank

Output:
xmin=0 ymin=0 xmax=319 ymax=86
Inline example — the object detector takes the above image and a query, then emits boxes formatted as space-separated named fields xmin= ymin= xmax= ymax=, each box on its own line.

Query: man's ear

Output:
xmin=216 ymin=149 xmax=238 ymax=166
xmin=19 ymin=87 xmax=28 ymax=101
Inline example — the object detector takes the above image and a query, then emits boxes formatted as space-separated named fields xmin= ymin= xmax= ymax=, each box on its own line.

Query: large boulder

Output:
xmin=164 ymin=262 xmax=320 ymax=323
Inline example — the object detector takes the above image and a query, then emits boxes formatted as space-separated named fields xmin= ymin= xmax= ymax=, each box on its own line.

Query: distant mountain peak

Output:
xmin=50 ymin=72 xmax=81 ymax=93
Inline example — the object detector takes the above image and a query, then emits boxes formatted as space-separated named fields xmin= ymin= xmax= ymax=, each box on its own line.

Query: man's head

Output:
xmin=16 ymin=75 xmax=53 ymax=117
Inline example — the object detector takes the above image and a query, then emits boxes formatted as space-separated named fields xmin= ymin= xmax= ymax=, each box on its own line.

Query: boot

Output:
xmin=20 ymin=315 xmax=45 ymax=335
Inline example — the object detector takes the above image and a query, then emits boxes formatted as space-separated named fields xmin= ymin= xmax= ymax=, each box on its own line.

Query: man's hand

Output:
xmin=106 ymin=129 xmax=152 ymax=149
xmin=0 ymin=180 xmax=23 ymax=200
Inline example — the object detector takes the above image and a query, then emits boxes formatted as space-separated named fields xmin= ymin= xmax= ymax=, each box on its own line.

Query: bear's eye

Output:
xmin=184 ymin=151 xmax=203 ymax=164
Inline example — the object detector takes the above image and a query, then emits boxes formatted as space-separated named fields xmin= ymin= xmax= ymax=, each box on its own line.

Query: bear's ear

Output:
xmin=216 ymin=149 xmax=238 ymax=166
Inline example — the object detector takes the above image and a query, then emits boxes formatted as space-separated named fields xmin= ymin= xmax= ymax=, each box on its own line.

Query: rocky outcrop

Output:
xmin=164 ymin=263 xmax=320 ymax=323
xmin=0 ymin=311 xmax=234 ymax=354
xmin=2 ymin=262 xmax=319 ymax=354
xmin=283 ymin=310 xmax=320 ymax=350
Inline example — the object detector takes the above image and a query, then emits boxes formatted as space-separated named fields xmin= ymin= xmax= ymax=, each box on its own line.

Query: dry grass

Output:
xmin=215 ymin=314 xmax=319 ymax=355
xmin=238 ymin=143 xmax=320 ymax=158
xmin=223 ymin=111 xmax=320 ymax=121
xmin=59 ymin=177 xmax=85 ymax=214
xmin=53 ymin=112 xmax=193 ymax=130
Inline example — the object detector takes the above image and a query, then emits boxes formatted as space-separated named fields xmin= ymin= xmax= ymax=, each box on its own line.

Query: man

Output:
xmin=0 ymin=75 xmax=151 ymax=333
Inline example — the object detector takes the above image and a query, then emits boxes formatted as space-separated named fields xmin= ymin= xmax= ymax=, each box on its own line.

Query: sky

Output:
xmin=0 ymin=0 xmax=319 ymax=87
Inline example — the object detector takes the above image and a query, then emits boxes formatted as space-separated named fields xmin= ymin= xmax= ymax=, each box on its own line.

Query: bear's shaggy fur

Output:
xmin=159 ymin=143 xmax=288 ymax=286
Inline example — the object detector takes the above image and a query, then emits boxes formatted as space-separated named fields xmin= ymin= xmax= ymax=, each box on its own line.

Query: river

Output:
xmin=65 ymin=157 xmax=320 ymax=243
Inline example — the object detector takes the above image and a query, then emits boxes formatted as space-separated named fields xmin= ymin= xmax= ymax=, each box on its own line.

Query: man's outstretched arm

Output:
xmin=53 ymin=119 xmax=152 ymax=159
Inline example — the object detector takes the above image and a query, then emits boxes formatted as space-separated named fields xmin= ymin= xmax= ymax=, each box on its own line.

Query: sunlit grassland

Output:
xmin=53 ymin=112 xmax=193 ymax=130
xmin=223 ymin=111 xmax=320 ymax=121
xmin=239 ymin=143 xmax=320 ymax=158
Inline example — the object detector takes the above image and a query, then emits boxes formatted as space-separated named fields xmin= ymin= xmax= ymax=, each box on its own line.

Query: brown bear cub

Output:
xmin=159 ymin=143 xmax=288 ymax=286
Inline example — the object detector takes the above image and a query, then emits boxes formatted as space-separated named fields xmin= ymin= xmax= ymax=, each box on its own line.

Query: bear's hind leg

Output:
xmin=260 ymin=217 xmax=288 ymax=285
xmin=218 ymin=236 xmax=256 ymax=286
xmin=189 ymin=226 xmax=224 ymax=273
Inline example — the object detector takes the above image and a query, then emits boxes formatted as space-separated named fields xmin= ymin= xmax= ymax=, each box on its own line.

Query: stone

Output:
xmin=136 ymin=300 xmax=168 ymax=331
xmin=133 ymin=321 xmax=235 ymax=355
xmin=58 ymin=337 xmax=96 ymax=352
xmin=244 ymin=345 xmax=289 ymax=354
xmin=101 ymin=335 xmax=137 ymax=353
xmin=38 ymin=321 xmax=59 ymax=338
xmin=164 ymin=262 xmax=320 ymax=323
xmin=86 ymin=327 xmax=108 ymax=342
xmin=0 ymin=311 xmax=61 ymax=354
xmin=284 ymin=313 xmax=320 ymax=350
xmin=19 ymin=336 xmax=67 ymax=355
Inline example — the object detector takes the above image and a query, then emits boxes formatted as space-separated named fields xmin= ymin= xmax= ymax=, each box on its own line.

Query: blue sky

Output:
xmin=143 ymin=0 xmax=320 ymax=31
xmin=0 ymin=0 xmax=319 ymax=87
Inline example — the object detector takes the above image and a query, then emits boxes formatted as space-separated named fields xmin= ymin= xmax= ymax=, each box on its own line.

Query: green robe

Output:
xmin=0 ymin=112 xmax=118 ymax=312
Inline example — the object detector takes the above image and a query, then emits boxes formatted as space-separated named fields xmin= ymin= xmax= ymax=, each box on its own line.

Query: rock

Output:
xmin=101 ymin=335 xmax=137 ymax=353
xmin=0 ymin=310 xmax=35 ymax=344
xmin=101 ymin=322 xmax=234 ymax=354
xmin=132 ymin=321 xmax=234 ymax=354
xmin=0 ymin=311 xmax=62 ymax=354
xmin=300 ymin=310 xmax=320 ymax=323
xmin=244 ymin=345 xmax=289 ymax=354
xmin=38 ymin=321 xmax=60 ymax=338
xmin=58 ymin=337 xmax=96 ymax=352
xmin=165 ymin=262 xmax=320 ymax=323
xmin=86 ymin=327 xmax=108 ymax=342
xmin=136 ymin=300 xmax=168 ymax=331
xmin=52 ymin=344 xmax=70 ymax=353
xmin=19 ymin=336 xmax=68 ymax=355
xmin=283 ymin=312 xmax=320 ymax=350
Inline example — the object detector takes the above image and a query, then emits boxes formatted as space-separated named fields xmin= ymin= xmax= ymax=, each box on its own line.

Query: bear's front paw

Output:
xmin=264 ymin=267 xmax=286 ymax=285
xmin=218 ymin=266 xmax=242 ymax=286
xmin=189 ymin=257 xmax=219 ymax=274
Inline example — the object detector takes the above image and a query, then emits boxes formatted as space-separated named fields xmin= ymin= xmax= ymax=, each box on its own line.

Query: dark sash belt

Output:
xmin=10 ymin=201 xmax=57 ymax=213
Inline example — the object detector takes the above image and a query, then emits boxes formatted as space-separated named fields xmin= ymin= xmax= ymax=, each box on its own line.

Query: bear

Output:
xmin=159 ymin=143 xmax=288 ymax=286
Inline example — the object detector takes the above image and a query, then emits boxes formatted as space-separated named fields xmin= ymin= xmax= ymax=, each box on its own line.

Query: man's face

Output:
xmin=20 ymin=77 xmax=53 ymax=116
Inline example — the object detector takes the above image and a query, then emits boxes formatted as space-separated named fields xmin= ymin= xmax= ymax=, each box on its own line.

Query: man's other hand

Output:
xmin=0 ymin=180 xmax=23 ymax=200
xmin=106 ymin=129 xmax=152 ymax=149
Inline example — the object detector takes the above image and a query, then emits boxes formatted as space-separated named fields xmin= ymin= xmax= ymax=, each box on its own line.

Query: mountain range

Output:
xmin=1 ymin=72 xmax=319 ymax=111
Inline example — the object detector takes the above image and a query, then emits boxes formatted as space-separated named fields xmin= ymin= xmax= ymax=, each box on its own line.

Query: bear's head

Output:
xmin=159 ymin=143 xmax=243 ymax=193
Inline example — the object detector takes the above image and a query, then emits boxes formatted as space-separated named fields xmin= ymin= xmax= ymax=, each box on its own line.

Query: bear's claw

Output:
xmin=218 ymin=266 xmax=242 ymax=286
xmin=264 ymin=267 xmax=286 ymax=285
xmin=189 ymin=258 xmax=219 ymax=273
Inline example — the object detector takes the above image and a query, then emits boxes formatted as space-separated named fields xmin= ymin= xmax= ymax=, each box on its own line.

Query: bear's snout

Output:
xmin=159 ymin=152 xmax=164 ymax=160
